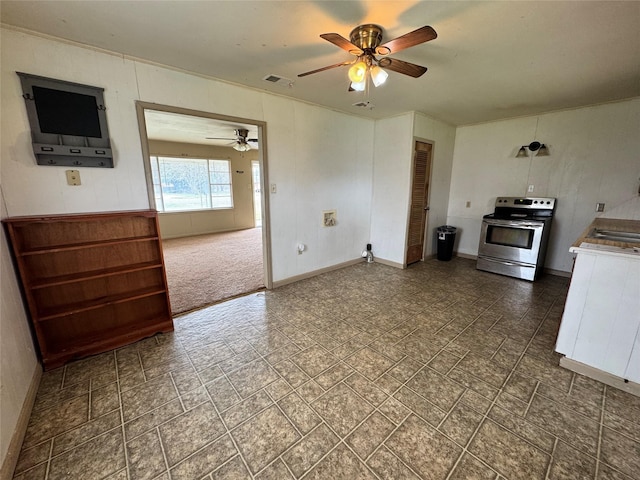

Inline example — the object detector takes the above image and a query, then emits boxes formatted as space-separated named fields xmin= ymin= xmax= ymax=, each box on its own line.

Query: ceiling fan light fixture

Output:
xmin=348 ymin=61 xmax=367 ymax=83
xmin=233 ymin=142 xmax=251 ymax=152
xmin=350 ymin=80 xmax=366 ymax=91
xmin=370 ymin=65 xmax=388 ymax=87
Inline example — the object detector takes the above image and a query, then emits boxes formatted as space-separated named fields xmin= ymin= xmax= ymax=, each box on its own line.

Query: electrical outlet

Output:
xmin=596 ymin=202 xmax=605 ymax=212
xmin=528 ymin=184 xmax=534 ymax=193
xmin=66 ymin=170 xmax=81 ymax=186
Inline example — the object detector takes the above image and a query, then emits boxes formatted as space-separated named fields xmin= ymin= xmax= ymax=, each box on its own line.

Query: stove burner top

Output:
xmin=491 ymin=197 xmax=556 ymax=219
xmin=494 ymin=197 xmax=556 ymax=210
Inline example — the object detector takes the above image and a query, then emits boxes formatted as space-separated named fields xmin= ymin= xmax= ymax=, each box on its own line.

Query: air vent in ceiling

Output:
xmin=262 ymin=74 xmax=294 ymax=88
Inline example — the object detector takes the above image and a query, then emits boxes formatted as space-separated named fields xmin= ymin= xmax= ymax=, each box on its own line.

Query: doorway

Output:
xmin=136 ymin=102 xmax=272 ymax=314
xmin=406 ymin=140 xmax=433 ymax=265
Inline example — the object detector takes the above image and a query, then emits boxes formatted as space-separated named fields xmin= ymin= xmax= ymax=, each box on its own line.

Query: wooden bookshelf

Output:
xmin=3 ymin=210 xmax=173 ymax=370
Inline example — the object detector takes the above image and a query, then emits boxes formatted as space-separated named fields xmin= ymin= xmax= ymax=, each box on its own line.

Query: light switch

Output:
xmin=270 ymin=184 xmax=277 ymax=193
xmin=66 ymin=170 xmax=81 ymax=186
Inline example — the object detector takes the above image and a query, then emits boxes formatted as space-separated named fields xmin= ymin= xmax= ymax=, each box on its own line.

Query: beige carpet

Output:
xmin=161 ymin=228 xmax=264 ymax=315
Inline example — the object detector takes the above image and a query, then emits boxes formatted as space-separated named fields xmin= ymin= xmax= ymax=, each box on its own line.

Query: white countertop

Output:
xmin=571 ymin=241 xmax=640 ymax=258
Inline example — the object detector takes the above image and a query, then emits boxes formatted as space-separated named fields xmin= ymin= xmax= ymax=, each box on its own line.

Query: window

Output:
xmin=150 ymin=156 xmax=233 ymax=212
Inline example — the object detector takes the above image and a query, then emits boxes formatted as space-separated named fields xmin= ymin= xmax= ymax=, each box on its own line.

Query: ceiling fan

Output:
xmin=298 ymin=24 xmax=437 ymax=91
xmin=206 ymin=128 xmax=258 ymax=151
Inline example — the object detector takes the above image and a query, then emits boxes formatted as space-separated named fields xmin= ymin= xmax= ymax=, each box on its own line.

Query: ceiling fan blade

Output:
xmin=320 ymin=33 xmax=363 ymax=55
xmin=376 ymin=26 xmax=437 ymax=55
xmin=298 ymin=60 xmax=353 ymax=77
xmin=379 ymin=57 xmax=428 ymax=78
xmin=247 ymin=138 xmax=258 ymax=142
xmin=206 ymin=137 xmax=235 ymax=140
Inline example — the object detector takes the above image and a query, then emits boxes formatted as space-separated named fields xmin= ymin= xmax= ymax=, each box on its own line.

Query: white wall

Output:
xmin=370 ymin=113 xmax=415 ymax=265
xmin=0 ymin=188 xmax=40 ymax=472
xmin=262 ymin=97 xmax=374 ymax=281
xmin=370 ymin=112 xmax=457 ymax=265
xmin=447 ymin=98 xmax=640 ymax=273
xmin=1 ymin=32 xmax=149 ymax=216
xmin=413 ymin=113 xmax=457 ymax=257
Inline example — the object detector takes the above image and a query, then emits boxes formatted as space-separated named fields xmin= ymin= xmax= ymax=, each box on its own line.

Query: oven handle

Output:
xmin=480 ymin=257 xmax=535 ymax=268
xmin=483 ymin=219 xmax=544 ymax=228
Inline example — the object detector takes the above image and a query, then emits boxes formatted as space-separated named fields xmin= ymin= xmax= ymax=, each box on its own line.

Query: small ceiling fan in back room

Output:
xmin=207 ymin=128 xmax=258 ymax=152
xmin=298 ymin=24 xmax=437 ymax=94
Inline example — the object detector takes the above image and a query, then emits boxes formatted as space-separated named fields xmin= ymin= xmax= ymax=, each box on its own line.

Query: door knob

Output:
xmin=424 ymin=206 xmax=430 ymax=211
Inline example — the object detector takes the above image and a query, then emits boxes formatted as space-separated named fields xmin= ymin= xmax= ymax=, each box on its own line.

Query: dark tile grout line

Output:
xmin=176 ymin=334 xmax=257 ymax=480
xmin=594 ymin=385 xmax=607 ymax=479
xmin=113 ymin=349 xmax=131 ymax=480
xmin=543 ymin=438 xmax=559 ymax=480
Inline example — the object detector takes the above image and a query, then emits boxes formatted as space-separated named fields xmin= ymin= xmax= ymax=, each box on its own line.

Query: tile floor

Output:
xmin=12 ymin=258 xmax=640 ymax=480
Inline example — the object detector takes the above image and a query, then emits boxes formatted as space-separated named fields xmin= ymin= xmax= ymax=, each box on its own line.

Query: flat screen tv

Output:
xmin=18 ymin=72 xmax=113 ymax=167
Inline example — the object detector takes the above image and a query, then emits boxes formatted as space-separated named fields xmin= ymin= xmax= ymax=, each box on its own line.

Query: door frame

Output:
xmin=135 ymin=101 xmax=273 ymax=289
xmin=251 ymin=160 xmax=262 ymax=227
xmin=404 ymin=137 xmax=434 ymax=266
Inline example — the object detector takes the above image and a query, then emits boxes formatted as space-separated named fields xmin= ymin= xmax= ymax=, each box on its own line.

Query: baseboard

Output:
xmin=272 ymin=258 xmax=365 ymax=288
xmin=544 ymin=267 xmax=571 ymax=278
xmin=372 ymin=257 xmax=405 ymax=269
xmin=160 ymin=227 xmax=255 ymax=241
xmin=454 ymin=252 xmax=477 ymax=260
xmin=0 ymin=363 xmax=42 ymax=480
xmin=559 ymin=357 xmax=640 ymax=397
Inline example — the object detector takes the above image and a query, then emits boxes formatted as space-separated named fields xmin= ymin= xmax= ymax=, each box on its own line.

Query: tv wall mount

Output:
xmin=18 ymin=72 xmax=114 ymax=168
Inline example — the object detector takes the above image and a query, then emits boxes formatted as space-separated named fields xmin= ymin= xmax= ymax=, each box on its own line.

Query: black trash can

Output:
xmin=436 ymin=225 xmax=457 ymax=261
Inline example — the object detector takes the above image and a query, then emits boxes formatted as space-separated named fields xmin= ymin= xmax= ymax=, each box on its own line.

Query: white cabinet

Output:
xmin=556 ymin=246 xmax=640 ymax=383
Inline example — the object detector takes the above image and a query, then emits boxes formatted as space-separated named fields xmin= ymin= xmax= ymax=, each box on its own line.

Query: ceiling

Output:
xmin=144 ymin=110 xmax=259 ymax=148
xmin=2 ymin=1 xmax=639 ymax=126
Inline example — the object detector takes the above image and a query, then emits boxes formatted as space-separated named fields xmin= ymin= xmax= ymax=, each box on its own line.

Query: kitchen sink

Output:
xmin=587 ymin=228 xmax=640 ymax=244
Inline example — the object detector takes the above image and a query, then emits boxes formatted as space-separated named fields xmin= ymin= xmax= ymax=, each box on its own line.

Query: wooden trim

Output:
xmin=272 ymin=258 xmax=365 ymax=288
xmin=559 ymin=357 xmax=640 ymax=397
xmin=0 ymin=363 xmax=42 ymax=480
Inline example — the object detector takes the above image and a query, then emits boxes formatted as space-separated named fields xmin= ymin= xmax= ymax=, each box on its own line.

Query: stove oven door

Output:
xmin=478 ymin=217 xmax=546 ymax=266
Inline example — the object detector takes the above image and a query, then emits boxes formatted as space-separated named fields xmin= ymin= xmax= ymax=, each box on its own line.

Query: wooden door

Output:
xmin=406 ymin=141 xmax=433 ymax=265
